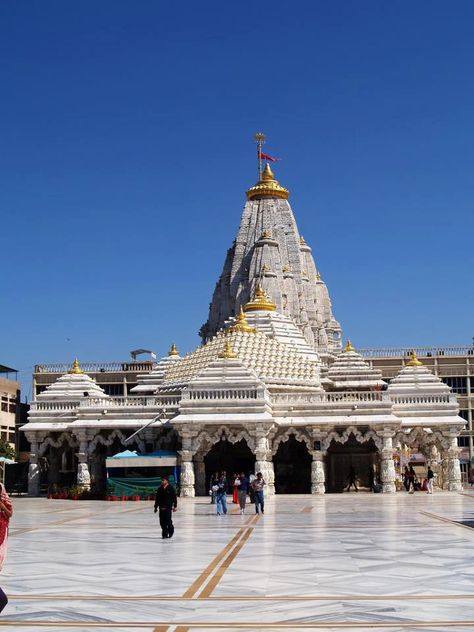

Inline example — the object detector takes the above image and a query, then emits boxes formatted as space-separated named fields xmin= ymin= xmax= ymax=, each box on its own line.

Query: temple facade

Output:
xmin=21 ymin=152 xmax=465 ymax=496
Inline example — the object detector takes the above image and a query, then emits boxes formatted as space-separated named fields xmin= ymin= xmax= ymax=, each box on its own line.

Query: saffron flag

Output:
xmin=258 ymin=151 xmax=280 ymax=162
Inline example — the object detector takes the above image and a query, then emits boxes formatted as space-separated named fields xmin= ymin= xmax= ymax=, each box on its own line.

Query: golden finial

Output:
xmin=260 ymin=229 xmax=272 ymax=240
xmin=246 ymin=154 xmax=289 ymax=201
xmin=343 ymin=340 xmax=355 ymax=353
xmin=69 ymin=358 xmax=83 ymax=374
xmin=244 ymin=283 xmax=277 ymax=312
xmin=316 ymin=272 xmax=321 ymax=281
xmin=219 ymin=340 xmax=238 ymax=359
xmin=262 ymin=263 xmax=269 ymax=273
xmin=282 ymin=264 xmax=289 ymax=273
xmin=407 ymin=350 xmax=423 ymax=367
xmin=228 ymin=307 xmax=256 ymax=334
xmin=168 ymin=343 xmax=179 ymax=356
xmin=299 ymin=236 xmax=306 ymax=245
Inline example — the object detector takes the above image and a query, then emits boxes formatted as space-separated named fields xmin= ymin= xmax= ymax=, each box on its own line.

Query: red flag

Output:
xmin=258 ymin=151 xmax=280 ymax=162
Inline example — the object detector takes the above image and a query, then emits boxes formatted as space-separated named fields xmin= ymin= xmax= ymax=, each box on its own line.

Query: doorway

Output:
xmin=326 ymin=434 xmax=378 ymax=493
xmin=273 ymin=434 xmax=311 ymax=493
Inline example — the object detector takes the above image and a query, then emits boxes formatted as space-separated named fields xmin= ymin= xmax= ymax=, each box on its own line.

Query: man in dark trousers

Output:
xmin=154 ymin=476 xmax=177 ymax=539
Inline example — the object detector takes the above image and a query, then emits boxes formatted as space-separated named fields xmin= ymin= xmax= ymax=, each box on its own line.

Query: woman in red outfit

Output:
xmin=0 ymin=483 xmax=12 ymax=613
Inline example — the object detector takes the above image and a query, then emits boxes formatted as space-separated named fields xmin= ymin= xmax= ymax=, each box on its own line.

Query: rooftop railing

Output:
xmin=358 ymin=346 xmax=474 ymax=358
xmin=34 ymin=361 xmax=154 ymax=374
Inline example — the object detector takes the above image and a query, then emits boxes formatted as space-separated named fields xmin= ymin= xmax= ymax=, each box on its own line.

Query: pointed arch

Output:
xmin=272 ymin=428 xmax=312 ymax=455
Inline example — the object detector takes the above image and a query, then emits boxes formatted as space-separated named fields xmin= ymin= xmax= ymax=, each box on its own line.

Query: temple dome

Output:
xmin=37 ymin=360 xmax=108 ymax=401
xmin=246 ymin=163 xmax=289 ymax=200
xmin=387 ymin=352 xmax=451 ymax=396
xmin=326 ymin=341 xmax=386 ymax=391
xmin=131 ymin=344 xmax=182 ymax=395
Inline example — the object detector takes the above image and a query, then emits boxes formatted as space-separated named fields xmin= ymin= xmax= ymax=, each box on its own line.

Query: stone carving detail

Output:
xmin=39 ymin=432 xmax=77 ymax=456
xmin=193 ymin=426 xmax=256 ymax=453
xmin=272 ymin=428 xmax=312 ymax=455
xmin=87 ymin=430 xmax=145 ymax=455
xmin=255 ymin=459 xmax=275 ymax=497
xmin=322 ymin=426 xmax=382 ymax=451
xmin=179 ymin=451 xmax=195 ymax=497
xmin=77 ymin=463 xmax=91 ymax=487
xmin=311 ymin=452 xmax=325 ymax=494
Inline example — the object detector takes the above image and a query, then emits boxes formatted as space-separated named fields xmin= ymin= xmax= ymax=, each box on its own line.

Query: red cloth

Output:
xmin=258 ymin=151 xmax=280 ymax=162
xmin=0 ymin=484 xmax=12 ymax=571
xmin=232 ymin=485 xmax=239 ymax=503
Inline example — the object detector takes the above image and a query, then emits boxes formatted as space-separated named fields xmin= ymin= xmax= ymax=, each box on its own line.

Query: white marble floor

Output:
xmin=1 ymin=491 xmax=474 ymax=631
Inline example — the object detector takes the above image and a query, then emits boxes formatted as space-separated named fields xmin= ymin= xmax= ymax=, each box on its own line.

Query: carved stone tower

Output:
xmin=200 ymin=143 xmax=342 ymax=354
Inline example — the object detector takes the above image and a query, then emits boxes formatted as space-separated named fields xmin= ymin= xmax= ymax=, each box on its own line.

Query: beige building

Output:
xmin=0 ymin=364 xmax=20 ymax=448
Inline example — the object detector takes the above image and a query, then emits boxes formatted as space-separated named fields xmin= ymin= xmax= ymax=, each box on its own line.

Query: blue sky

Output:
xmin=1 ymin=1 xmax=473 ymax=396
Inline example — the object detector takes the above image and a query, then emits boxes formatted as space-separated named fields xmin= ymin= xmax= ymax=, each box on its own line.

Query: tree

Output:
xmin=0 ymin=438 xmax=16 ymax=460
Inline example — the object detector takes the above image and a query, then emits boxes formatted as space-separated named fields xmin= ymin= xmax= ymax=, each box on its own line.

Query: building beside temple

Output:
xmin=21 ymin=144 xmax=466 ymax=496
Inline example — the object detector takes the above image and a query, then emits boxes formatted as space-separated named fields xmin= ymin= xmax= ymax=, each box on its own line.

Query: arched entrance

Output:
xmin=204 ymin=439 xmax=255 ymax=487
xmin=273 ymin=434 xmax=311 ymax=494
xmin=326 ymin=434 xmax=378 ymax=493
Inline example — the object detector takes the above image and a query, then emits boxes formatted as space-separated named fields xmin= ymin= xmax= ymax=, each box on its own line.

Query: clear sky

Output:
xmin=1 ymin=1 xmax=473 ymax=397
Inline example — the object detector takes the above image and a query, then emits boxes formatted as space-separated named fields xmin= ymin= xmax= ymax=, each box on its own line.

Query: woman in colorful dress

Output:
xmin=0 ymin=483 xmax=13 ymax=612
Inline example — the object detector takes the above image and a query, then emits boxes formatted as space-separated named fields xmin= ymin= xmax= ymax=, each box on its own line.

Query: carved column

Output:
xmin=379 ymin=433 xmax=396 ymax=493
xmin=310 ymin=450 xmax=326 ymax=494
xmin=178 ymin=450 xmax=195 ymax=497
xmin=76 ymin=432 xmax=91 ymax=490
xmin=254 ymin=425 xmax=275 ymax=496
xmin=26 ymin=433 xmax=40 ymax=496
xmin=443 ymin=434 xmax=462 ymax=491
xmin=194 ymin=454 xmax=206 ymax=496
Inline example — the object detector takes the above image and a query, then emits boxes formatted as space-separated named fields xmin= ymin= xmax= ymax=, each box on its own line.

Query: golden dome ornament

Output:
xmin=407 ymin=350 xmax=423 ymax=367
xmin=228 ymin=307 xmax=256 ymax=334
xmin=69 ymin=358 xmax=83 ymax=374
xmin=219 ymin=340 xmax=238 ymax=359
xmin=343 ymin=340 xmax=355 ymax=353
xmin=246 ymin=163 xmax=289 ymax=201
xmin=168 ymin=343 xmax=180 ymax=356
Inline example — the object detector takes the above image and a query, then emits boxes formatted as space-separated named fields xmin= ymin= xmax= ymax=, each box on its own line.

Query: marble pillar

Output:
xmin=311 ymin=450 xmax=326 ymax=494
xmin=380 ymin=435 xmax=396 ymax=493
xmin=77 ymin=439 xmax=91 ymax=490
xmin=179 ymin=450 xmax=195 ymax=497
xmin=443 ymin=437 xmax=462 ymax=491
xmin=27 ymin=438 xmax=40 ymax=496
xmin=194 ymin=454 xmax=206 ymax=496
xmin=254 ymin=432 xmax=274 ymax=496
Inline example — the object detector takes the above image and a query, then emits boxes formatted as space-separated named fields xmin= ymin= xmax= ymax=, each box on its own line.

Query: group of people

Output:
xmin=209 ymin=471 xmax=266 ymax=515
xmin=403 ymin=465 xmax=434 ymax=494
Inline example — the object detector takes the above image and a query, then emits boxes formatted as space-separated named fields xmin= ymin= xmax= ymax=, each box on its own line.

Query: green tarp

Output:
xmin=107 ymin=476 xmax=176 ymax=498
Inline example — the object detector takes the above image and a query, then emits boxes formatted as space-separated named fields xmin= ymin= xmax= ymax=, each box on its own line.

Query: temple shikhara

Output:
xmin=22 ymin=136 xmax=465 ymax=496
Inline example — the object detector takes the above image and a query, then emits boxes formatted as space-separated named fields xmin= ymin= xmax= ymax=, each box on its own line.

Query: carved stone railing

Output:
xmin=358 ymin=346 xmax=474 ymax=358
xmin=390 ymin=394 xmax=457 ymax=405
xmin=34 ymin=361 xmax=154 ymax=373
xmin=271 ymin=391 xmax=390 ymax=405
xmin=30 ymin=401 xmax=79 ymax=412
xmin=187 ymin=390 xmax=258 ymax=401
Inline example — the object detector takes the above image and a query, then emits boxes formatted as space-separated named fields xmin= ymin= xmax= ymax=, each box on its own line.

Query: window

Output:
xmin=458 ymin=436 xmax=470 ymax=447
xmin=442 ymin=377 xmax=467 ymax=394
xmin=101 ymin=384 xmax=124 ymax=396
xmin=459 ymin=410 xmax=469 ymax=421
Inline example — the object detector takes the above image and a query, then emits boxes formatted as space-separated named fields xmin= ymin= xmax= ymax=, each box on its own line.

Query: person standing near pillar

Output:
xmin=252 ymin=472 xmax=266 ymax=514
xmin=154 ymin=476 xmax=177 ymax=539
xmin=427 ymin=465 xmax=434 ymax=494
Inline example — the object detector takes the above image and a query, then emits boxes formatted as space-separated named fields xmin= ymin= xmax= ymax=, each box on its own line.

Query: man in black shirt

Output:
xmin=154 ymin=476 xmax=177 ymax=539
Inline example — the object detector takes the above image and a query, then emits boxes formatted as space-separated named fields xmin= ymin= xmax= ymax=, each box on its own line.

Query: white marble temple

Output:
xmin=1 ymin=493 xmax=474 ymax=631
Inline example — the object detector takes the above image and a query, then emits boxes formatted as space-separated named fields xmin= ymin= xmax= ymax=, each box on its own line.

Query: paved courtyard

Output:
xmin=1 ymin=492 xmax=474 ymax=631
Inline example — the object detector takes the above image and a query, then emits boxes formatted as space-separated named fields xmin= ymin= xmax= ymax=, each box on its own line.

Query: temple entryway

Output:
xmin=326 ymin=434 xmax=378 ymax=493
xmin=274 ymin=434 xmax=311 ymax=494
xmin=204 ymin=439 xmax=255 ymax=489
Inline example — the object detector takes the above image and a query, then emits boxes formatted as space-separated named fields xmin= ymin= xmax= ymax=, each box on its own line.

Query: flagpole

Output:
xmin=255 ymin=133 xmax=265 ymax=179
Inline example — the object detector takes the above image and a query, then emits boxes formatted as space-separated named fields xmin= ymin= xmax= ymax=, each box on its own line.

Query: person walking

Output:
xmin=346 ymin=466 xmax=358 ymax=492
xmin=154 ymin=476 xmax=177 ymax=539
xmin=252 ymin=472 xmax=265 ymax=514
xmin=0 ymin=483 xmax=13 ymax=612
xmin=232 ymin=473 xmax=239 ymax=504
xmin=426 ymin=466 xmax=434 ymax=494
xmin=408 ymin=465 xmax=416 ymax=494
xmin=216 ymin=472 xmax=228 ymax=515
xmin=209 ymin=471 xmax=219 ymax=504
xmin=403 ymin=466 xmax=410 ymax=492
xmin=237 ymin=472 xmax=249 ymax=514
